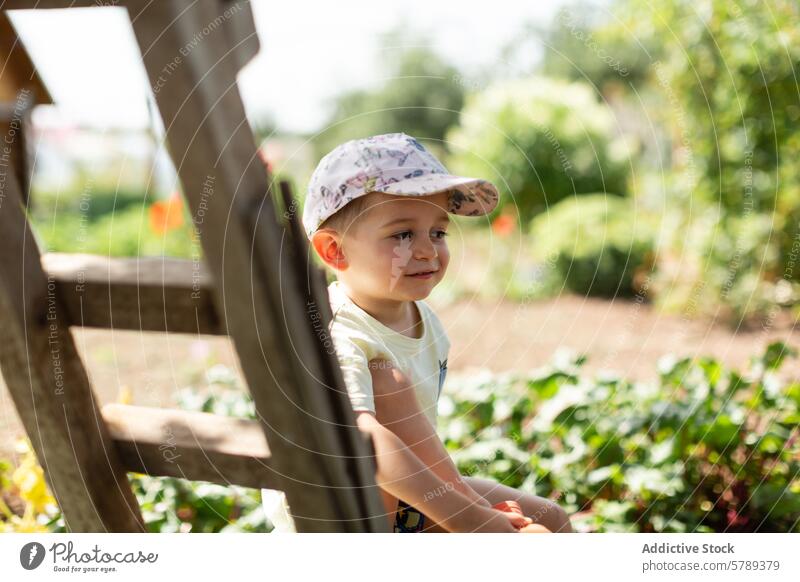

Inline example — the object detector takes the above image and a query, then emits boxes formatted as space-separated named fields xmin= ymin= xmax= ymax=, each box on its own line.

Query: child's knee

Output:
xmin=528 ymin=498 xmax=573 ymax=533
xmin=545 ymin=502 xmax=573 ymax=533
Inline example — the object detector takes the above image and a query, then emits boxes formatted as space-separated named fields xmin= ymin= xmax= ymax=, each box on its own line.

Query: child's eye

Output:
xmin=391 ymin=230 xmax=448 ymax=241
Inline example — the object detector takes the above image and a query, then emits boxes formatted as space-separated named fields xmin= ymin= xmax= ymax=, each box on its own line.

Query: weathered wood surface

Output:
xmin=103 ymin=403 xmax=274 ymax=489
xmin=0 ymin=0 xmax=387 ymax=532
xmin=0 ymin=169 xmax=145 ymax=531
xmin=42 ymin=253 xmax=224 ymax=335
xmin=129 ymin=0 xmax=388 ymax=531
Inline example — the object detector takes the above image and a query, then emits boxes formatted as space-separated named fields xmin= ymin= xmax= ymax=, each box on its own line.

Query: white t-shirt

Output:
xmin=326 ymin=279 xmax=450 ymax=427
xmin=261 ymin=279 xmax=451 ymax=531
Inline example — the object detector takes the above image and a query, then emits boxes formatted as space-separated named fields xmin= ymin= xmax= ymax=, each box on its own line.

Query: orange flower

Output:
xmin=491 ymin=213 xmax=516 ymax=236
xmin=149 ymin=192 xmax=184 ymax=234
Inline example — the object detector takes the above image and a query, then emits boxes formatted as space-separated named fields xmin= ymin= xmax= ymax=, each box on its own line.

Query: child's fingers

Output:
xmin=492 ymin=500 xmax=523 ymax=515
xmin=505 ymin=512 xmax=532 ymax=529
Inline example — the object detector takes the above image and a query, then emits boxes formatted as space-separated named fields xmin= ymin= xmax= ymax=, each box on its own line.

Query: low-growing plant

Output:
xmin=3 ymin=344 xmax=797 ymax=533
xmin=439 ymin=341 xmax=799 ymax=532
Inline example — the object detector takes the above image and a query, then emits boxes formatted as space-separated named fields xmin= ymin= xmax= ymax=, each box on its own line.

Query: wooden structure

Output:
xmin=0 ymin=11 xmax=52 ymax=204
xmin=0 ymin=0 xmax=388 ymax=532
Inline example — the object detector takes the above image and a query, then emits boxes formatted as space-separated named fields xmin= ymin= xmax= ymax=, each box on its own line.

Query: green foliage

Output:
xmin=30 ymin=192 xmax=197 ymax=258
xmin=529 ymin=193 xmax=655 ymax=297
xmin=537 ymin=4 xmax=660 ymax=92
xmin=129 ymin=474 xmax=266 ymax=533
xmin=4 ymin=344 xmax=797 ymax=533
xmin=608 ymin=0 xmax=800 ymax=320
xmin=447 ymin=76 xmax=632 ymax=226
xmin=635 ymin=0 xmax=800 ymax=215
xmin=651 ymin=209 xmax=789 ymax=323
xmin=312 ymin=45 xmax=464 ymax=161
xmin=440 ymin=341 xmax=800 ymax=532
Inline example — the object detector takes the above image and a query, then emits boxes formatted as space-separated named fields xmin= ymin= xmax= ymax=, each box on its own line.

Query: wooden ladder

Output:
xmin=0 ymin=0 xmax=388 ymax=532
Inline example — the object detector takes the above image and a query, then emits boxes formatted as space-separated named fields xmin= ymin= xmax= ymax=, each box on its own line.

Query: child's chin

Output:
xmin=397 ymin=279 xmax=437 ymax=299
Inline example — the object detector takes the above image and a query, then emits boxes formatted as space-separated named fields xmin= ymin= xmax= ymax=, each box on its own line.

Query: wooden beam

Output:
xmin=0 ymin=1 xmax=110 ymax=9
xmin=41 ymin=252 xmax=225 ymax=335
xmin=0 ymin=165 xmax=144 ymax=531
xmin=102 ymin=403 xmax=275 ymax=489
xmin=129 ymin=0 xmax=388 ymax=532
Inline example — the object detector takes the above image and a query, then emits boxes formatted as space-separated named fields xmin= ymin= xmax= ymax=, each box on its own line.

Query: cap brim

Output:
xmin=374 ymin=174 xmax=499 ymax=217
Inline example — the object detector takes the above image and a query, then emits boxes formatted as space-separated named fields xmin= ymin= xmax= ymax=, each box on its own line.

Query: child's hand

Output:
xmin=467 ymin=507 xmax=526 ymax=533
xmin=489 ymin=502 xmax=532 ymax=529
xmin=492 ymin=500 xmax=554 ymax=532
xmin=492 ymin=500 xmax=524 ymax=516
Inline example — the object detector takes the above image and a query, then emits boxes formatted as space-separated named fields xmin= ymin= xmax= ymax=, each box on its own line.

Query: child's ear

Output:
xmin=311 ymin=229 xmax=348 ymax=271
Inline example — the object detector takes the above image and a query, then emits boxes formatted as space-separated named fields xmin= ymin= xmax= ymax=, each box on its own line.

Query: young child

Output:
xmin=262 ymin=132 xmax=573 ymax=533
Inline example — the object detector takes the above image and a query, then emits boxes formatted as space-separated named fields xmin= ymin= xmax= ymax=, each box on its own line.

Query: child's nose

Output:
xmin=412 ymin=237 xmax=437 ymax=259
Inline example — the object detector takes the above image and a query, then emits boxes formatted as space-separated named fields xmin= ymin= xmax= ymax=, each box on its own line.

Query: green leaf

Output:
xmin=761 ymin=341 xmax=797 ymax=371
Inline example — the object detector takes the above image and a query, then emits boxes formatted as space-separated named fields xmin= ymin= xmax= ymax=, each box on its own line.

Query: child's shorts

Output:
xmin=394 ymin=499 xmax=426 ymax=533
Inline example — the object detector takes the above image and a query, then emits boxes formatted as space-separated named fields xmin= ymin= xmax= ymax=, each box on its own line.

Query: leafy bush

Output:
xmin=537 ymin=4 xmax=661 ymax=94
xmin=30 ymin=196 xmax=197 ymax=258
xmin=529 ymin=193 xmax=655 ymax=297
xmin=439 ymin=341 xmax=800 ymax=532
xmin=594 ymin=0 xmax=800 ymax=322
xmin=447 ymin=76 xmax=632 ymax=226
xmin=650 ymin=209 xmax=794 ymax=323
xmin=312 ymin=43 xmax=465 ymax=163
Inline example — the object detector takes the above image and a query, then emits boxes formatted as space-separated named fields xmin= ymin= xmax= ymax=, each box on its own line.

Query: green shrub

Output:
xmin=529 ymin=193 xmax=655 ymax=297
xmin=30 ymin=201 xmax=197 ymax=258
xmin=447 ymin=76 xmax=633 ymax=226
xmin=608 ymin=0 xmax=800 ymax=321
xmin=33 ymin=186 xmax=147 ymax=221
xmin=440 ymin=341 xmax=800 ymax=532
xmin=650 ymin=209 xmax=790 ymax=323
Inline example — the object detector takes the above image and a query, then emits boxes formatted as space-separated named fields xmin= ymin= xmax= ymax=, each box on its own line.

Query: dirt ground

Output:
xmin=1 ymin=294 xmax=798 ymax=460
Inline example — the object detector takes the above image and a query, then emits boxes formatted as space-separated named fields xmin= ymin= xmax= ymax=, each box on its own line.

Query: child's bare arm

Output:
xmin=369 ymin=359 xmax=490 ymax=508
xmin=354 ymin=411 xmax=524 ymax=532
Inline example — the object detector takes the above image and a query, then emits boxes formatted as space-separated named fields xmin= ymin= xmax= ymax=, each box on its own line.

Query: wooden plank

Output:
xmin=102 ymin=403 xmax=275 ymax=489
xmin=41 ymin=252 xmax=224 ymax=335
xmin=0 ymin=167 xmax=144 ymax=531
xmin=220 ymin=0 xmax=259 ymax=70
xmin=128 ymin=0 xmax=388 ymax=532
xmin=0 ymin=1 xmax=104 ymax=9
xmin=276 ymin=179 xmax=387 ymax=521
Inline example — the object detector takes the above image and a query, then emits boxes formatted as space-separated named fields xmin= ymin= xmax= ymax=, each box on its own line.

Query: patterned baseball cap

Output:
xmin=302 ymin=132 xmax=499 ymax=238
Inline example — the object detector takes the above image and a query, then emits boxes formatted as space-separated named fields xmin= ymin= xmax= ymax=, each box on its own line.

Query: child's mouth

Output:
xmin=406 ymin=269 xmax=438 ymax=279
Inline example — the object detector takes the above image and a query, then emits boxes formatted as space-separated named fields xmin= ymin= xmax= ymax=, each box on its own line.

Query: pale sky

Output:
xmin=8 ymin=0 xmax=578 ymax=134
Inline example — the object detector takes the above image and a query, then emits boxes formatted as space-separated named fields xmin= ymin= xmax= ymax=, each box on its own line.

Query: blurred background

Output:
xmin=0 ymin=0 xmax=798 ymax=533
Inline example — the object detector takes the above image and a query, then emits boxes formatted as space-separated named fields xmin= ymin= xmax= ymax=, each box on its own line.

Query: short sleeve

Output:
xmin=332 ymin=338 xmax=376 ymax=415
xmin=328 ymin=312 xmax=386 ymax=415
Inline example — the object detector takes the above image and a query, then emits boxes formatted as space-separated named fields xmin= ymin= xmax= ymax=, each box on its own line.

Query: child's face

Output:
xmin=323 ymin=191 xmax=451 ymax=302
